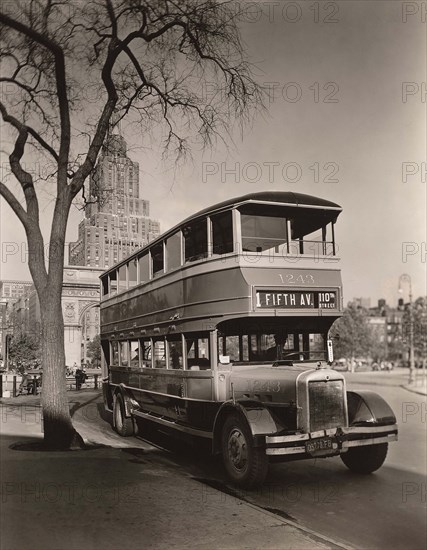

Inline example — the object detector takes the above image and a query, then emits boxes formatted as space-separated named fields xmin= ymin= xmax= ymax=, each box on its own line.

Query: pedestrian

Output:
xmin=75 ymin=368 xmax=87 ymax=390
xmin=18 ymin=372 xmax=29 ymax=395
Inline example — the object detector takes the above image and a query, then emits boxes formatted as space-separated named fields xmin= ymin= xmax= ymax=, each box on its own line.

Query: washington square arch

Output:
xmin=62 ymin=266 xmax=104 ymax=366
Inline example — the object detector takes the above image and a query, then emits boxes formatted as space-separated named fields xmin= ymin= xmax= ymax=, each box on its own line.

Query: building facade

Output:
xmin=0 ymin=281 xmax=34 ymax=363
xmin=0 ymin=280 xmax=34 ymax=310
xmin=68 ymin=133 xmax=160 ymax=269
xmin=366 ymin=298 xmax=405 ymax=362
xmin=0 ymin=301 xmax=8 ymax=363
xmin=67 ymin=131 xmax=160 ymax=365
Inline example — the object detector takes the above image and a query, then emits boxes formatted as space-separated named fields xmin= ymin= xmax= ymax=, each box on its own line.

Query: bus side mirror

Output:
xmin=327 ymin=339 xmax=334 ymax=364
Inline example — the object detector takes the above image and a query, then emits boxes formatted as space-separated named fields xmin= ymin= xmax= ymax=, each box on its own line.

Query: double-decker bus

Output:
xmin=100 ymin=191 xmax=397 ymax=487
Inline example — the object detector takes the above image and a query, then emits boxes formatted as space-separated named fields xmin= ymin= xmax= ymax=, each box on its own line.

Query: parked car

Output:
xmin=354 ymin=359 xmax=371 ymax=372
xmin=332 ymin=358 xmax=348 ymax=371
xmin=372 ymin=361 xmax=394 ymax=371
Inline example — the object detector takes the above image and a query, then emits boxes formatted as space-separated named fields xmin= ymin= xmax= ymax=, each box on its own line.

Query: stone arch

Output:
xmin=78 ymin=301 xmax=99 ymax=324
xmin=79 ymin=301 xmax=100 ymax=365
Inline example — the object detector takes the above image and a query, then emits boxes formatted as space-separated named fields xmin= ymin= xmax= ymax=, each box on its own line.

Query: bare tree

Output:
xmin=0 ymin=0 xmax=262 ymax=448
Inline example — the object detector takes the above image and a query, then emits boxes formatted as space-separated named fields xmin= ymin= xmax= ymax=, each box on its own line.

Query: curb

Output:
xmin=400 ymin=384 xmax=427 ymax=397
xmin=239 ymin=499 xmax=354 ymax=550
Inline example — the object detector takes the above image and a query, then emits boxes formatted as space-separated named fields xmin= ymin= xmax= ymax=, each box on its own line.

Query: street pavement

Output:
xmin=1 ymin=396 xmax=350 ymax=550
xmin=0 ymin=369 xmax=425 ymax=550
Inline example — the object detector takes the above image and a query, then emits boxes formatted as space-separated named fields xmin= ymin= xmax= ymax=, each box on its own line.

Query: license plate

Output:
xmin=305 ymin=437 xmax=333 ymax=454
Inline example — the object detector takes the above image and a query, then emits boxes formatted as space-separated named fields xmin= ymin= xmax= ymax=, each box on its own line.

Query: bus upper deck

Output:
xmin=100 ymin=191 xmax=343 ymax=343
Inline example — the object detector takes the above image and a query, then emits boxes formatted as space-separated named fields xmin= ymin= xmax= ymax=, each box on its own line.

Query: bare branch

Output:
xmin=0 ymin=180 xmax=28 ymax=228
xmin=0 ymin=9 xmax=70 ymax=188
xmin=0 ymin=101 xmax=42 ymax=220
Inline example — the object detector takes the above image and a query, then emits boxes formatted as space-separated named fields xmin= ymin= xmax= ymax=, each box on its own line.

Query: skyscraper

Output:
xmin=66 ymin=130 xmax=160 ymax=364
xmin=69 ymin=132 xmax=160 ymax=268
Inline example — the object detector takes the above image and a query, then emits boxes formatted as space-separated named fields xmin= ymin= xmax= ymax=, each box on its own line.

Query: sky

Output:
xmin=0 ymin=0 xmax=426 ymax=307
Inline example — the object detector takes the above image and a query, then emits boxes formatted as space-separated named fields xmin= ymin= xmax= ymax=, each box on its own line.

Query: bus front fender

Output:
xmin=212 ymin=401 xmax=278 ymax=454
xmin=347 ymin=390 xmax=397 ymax=426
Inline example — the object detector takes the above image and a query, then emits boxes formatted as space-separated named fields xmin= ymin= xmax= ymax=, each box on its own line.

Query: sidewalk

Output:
xmin=0 ymin=398 xmax=352 ymax=550
xmin=402 ymin=376 xmax=427 ymax=396
xmin=343 ymin=368 xmax=427 ymax=397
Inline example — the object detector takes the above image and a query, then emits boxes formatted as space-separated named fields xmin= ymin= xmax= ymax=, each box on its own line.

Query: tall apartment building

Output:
xmin=352 ymin=297 xmax=371 ymax=309
xmin=0 ymin=281 xmax=34 ymax=363
xmin=67 ymin=131 xmax=160 ymax=364
xmin=69 ymin=133 xmax=160 ymax=268
xmin=0 ymin=280 xmax=34 ymax=309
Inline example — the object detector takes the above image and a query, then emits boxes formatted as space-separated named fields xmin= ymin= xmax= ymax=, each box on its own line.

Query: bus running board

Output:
xmin=133 ymin=410 xmax=213 ymax=439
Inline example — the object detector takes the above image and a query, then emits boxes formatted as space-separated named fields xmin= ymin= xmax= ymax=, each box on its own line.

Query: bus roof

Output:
xmin=184 ymin=191 xmax=341 ymax=222
xmin=101 ymin=191 xmax=342 ymax=277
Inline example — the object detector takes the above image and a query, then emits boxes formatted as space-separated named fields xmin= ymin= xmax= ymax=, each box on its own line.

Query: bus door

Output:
xmin=183 ymin=334 xmax=213 ymax=401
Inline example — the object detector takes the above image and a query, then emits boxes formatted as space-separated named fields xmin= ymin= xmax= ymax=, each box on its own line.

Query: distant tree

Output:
xmin=330 ymin=304 xmax=373 ymax=359
xmin=87 ymin=335 xmax=101 ymax=368
xmin=369 ymin=338 xmax=388 ymax=363
xmin=0 ymin=0 xmax=262 ymax=449
xmin=402 ymin=296 xmax=427 ymax=364
xmin=8 ymin=331 xmax=41 ymax=372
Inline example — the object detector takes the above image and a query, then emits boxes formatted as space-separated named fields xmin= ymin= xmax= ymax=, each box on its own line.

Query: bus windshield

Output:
xmin=218 ymin=331 xmax=327 ymax=364
xmin=239 ymin=203 xmax=336 ymax=257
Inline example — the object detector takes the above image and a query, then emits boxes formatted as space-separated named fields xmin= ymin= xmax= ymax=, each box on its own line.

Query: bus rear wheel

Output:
xmin=341 ymin=443 xmax=388 ymax=474
xmin=221 ymin=414 xmax=268 ymax=488
xmin=113 ymin=393 xmax=134 ymax=437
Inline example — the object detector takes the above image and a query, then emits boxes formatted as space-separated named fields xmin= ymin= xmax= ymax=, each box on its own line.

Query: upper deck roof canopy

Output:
xmin=183 ymin=191 xmax=342 ymax=224
xmin=101 ymin=191 xmax=342 ymax=276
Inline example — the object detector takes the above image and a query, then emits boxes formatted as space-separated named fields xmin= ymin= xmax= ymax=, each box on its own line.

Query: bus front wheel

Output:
xmin=340 ymin=443 xmax=388 ymax=474
xmin=113 ymin=393 xmax=134 ymax=437
xmin=221 ymin=414 xmax=268 ymax=488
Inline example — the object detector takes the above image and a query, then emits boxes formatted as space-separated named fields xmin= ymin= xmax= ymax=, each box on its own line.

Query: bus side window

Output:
xmin=119 ymin=341 xmax=129 ymax=367
xmin=111 ymin=341 xmax=119 ymax=366
xmin=118 ymin=265 xmax=127 ymax=293
xmin=141 ymin=339 xmax=152 ymax=368
xmin=183 ymin=219 xmax=208 ymax=262
xmin=151 ymin=243 xmax=164 ymax=277
xmin=153 ymin=339 xmax=166 ymax=369
xmin=109 ymin=270 xmax=118 ymax=295
xmin=138 ymin=253 xmax=149 ymax=283
xmin=101 ymin=276 xmax=109 ymax=298
xmin=128 ymin=258 xmax=138 ymax=288
xmin=211 ymin=211 xmax=233 ymax=254
xmin=198 ymin=338 xmax=209 ymax=361
xmin=130 ymin=340 xmax=139 ymax=368
xmin=166 ymin=231 xmax=182 ymax=272
xmin=186 ymin=335 xmax=211 ymax=370
xmin=167 ymin=339 xmax=183 ymax=370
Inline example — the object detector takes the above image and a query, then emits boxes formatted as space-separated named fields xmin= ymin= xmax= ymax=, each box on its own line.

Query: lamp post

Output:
xmin=398 ymin=274 xmax=415 ymax=384
xmin=421 ymin=298 xmax=427 ymax=377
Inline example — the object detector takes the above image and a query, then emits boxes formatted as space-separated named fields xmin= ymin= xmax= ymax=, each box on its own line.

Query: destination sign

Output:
xmin=256 ymin=290 xmax=336 ymax=309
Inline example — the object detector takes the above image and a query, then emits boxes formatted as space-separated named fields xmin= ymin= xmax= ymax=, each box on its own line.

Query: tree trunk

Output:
xmin=39 ymin=288 xmax=84 ymax=449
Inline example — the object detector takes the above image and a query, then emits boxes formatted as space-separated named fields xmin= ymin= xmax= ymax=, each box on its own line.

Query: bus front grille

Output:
xmin=308 ymin=380 xmax=345 ymax=432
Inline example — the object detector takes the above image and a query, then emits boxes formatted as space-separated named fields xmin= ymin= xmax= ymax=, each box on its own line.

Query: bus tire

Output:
xmin=221 ymin=414 xmax=268 ymax=488
xmin=341 ymin=443 xmax=388 ymax=474
xmin=113 ymin=393 xmax=134 ymax=437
